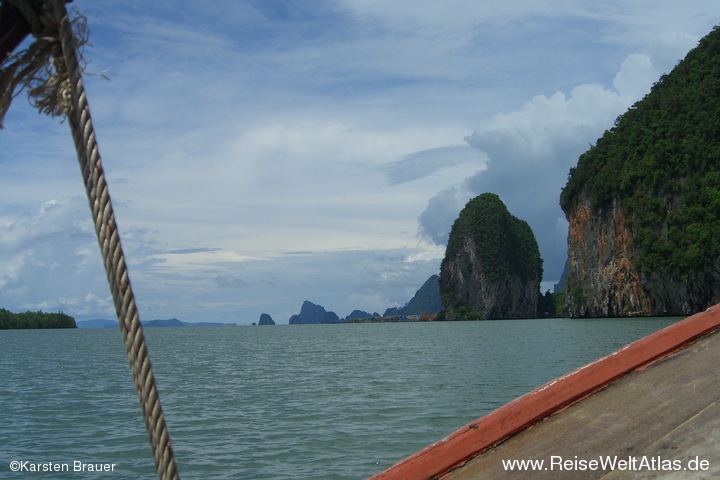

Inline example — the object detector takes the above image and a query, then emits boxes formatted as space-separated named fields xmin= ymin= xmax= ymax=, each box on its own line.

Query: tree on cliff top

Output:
xmin=560 ymin=25 xmax=720 ymax=278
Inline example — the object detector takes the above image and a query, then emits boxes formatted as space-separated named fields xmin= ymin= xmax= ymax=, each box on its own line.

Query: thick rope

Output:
xmin=50 ymin=3 xmax=179 ymax=478
xmin=8 ymin=2 xmax=180 ymax=478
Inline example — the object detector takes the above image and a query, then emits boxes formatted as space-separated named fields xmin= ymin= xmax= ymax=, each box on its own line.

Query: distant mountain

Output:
xmin=78 ymin=318 xmax=235 ymax=328
xmin=191 ymin=321 xmax=237 ymax=326
xmin=144 ymin=319 xmax=236 ymax=327
xmin=383 ymin=307 xmax=400 ymax=317
xmin=76 ymin=319 xmax=116 ymax=329
xmin=143 ymin=318 xmax=185 ymax=327
xmin=288 ymin=301 xmax=342 ymax=324
xmin=345 ymin=309 xmax=377 ymax=321
xmin=383 ymin=274 xmax=442 ymax=317
xmin=258 ymin=313 xmax=276 ymax=325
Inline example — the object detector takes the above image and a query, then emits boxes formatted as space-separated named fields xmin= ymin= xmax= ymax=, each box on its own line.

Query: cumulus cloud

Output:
xmin=417 ymin=40 xmax=697 ymax=281
xmin=2 ymin=0 xmax=713 ymax=322
xmin=417 ymin=83 xmax=628 ymax=271
xmin=0 ymin=198 xmax=113 ymax=315
xmin=418 ymin=186 xmax=472 ymax=245
xmin=613 ymin=53 xmax=657 ymax=100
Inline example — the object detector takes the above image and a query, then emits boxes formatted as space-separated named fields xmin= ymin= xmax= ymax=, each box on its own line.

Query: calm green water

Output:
xmin=0 ymin=317 xmax=682 ymax=479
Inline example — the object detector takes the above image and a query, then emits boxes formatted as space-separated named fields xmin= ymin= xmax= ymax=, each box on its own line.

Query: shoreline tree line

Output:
xmin=0 ymin=309 xmax=77 ymax=329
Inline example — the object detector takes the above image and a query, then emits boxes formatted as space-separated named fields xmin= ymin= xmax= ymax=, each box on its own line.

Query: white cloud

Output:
xmin=1 ymin=0 xmax=716 ymax=322
xmin=611 ymin=30 xmax=699 ymax=102
xmin=614 ymin=53 xmax=662 ymax=100
xmin=418 ymin=186 xmax=473 ymax=246
xmin=418 ymin=36 xmax=701 ymax=281
xmin=0 ymin=197 xmax=113 ymax=315
xmin=467 ymin=85 xmax=627 ymax=162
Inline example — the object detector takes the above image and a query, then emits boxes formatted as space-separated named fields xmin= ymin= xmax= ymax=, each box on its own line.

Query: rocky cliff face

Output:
xmin=440 ymin=193 xmax=542 ymax=320
xmin=565 ymin=194 xmax=720 ymax=317
xmin=565 ymin=196 xmax=651 ymax=317
xmin=441 ymin=236 xmax=540 ymax=319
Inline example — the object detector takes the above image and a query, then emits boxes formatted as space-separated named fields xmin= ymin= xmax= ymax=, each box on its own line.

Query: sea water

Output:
xmin=0 ymin=317 xmax=682 ymax=479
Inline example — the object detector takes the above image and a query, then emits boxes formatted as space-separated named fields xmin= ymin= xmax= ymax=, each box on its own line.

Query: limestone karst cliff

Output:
xmin=440 ymin=193 xmax=542 ymax=320
xmin=560 ymin=26 xmax=720 ymax=317
xmin=383 ymin=274 xmax=442 ymax=317
xmin=288 ymin=301 xmax=340 ymax=324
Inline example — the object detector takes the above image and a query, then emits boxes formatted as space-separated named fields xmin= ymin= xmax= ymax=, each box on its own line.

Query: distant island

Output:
xmin=288 ymin=278 xmax=442 ymax=325
xmin=346 ymin=314 xmax=437 ymax=323
xmin=288 ymin=301 xmax=341 ymax=324
xmin=75 ymin=319 xmax=117 ymax=328
xmin=0 ymin=309 xmax=76 ymax=329
xmin=76 ymin=318 xmax=236 ymax=328
xmin=256 ymin=313 xmax=276 ymax=325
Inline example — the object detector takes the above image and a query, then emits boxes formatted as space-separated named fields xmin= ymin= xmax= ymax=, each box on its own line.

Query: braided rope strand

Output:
xmin=48 ymin=1 xmax=179 ymax=478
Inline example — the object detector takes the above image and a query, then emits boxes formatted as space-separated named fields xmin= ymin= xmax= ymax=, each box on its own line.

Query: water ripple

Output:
xmin=0 ymin=318 xmax=680 ymax=479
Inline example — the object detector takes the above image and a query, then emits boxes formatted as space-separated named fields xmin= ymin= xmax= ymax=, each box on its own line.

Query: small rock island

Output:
xmin=258 ymin=313 xmax=276 ymax=325
xmin=440 ymin=193 xmax=542 ymax=320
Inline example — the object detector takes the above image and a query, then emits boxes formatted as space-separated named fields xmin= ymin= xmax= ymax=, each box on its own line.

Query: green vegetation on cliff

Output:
xmin=441 ymin=193 xmax=543 ymax=319
xmin=561 ymin=26 xmax=720 ymax=278
xmin=444 ymin=193 xmax=543 ymax=284
xmin=0 ymin=309 xmax=77 ymax=329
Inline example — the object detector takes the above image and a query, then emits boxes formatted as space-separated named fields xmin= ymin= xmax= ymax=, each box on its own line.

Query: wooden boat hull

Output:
xmin=370 ymin=305 xmax=720 ymax=479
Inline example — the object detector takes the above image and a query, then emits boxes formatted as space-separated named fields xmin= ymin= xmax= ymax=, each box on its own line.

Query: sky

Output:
xmin=1 ymin=1 xmax=717 ymax=324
